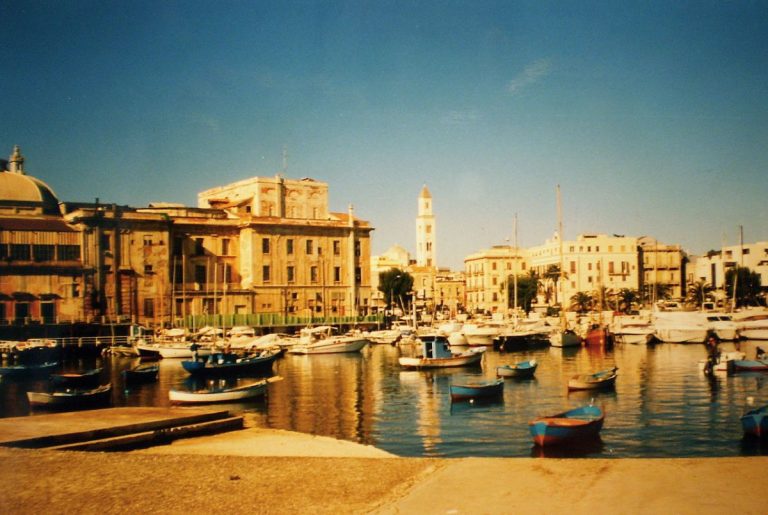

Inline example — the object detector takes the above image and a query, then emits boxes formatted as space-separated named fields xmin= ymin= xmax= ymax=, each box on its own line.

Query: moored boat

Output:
xmin=497 ymin=359 xmax=538 ymax=379
xmin=567 ymin=367 xmax=618 ymax=391
xmin=583 ymin=324 xmax=614 ymax=347
xmin=550 ymin=329 xmax=582 ymax=348
xmin=169 ymin=377 xmax=278 ymax=404
xmin=398 ymin=334 xmax=485 ymax=369
xmin=732 ymin=359 xmax=768 ymax=372
xmin=0 ymin=361 xmax=59 ymax=378
xmin=449 ymin=378 xmax=504 ymax=401
xmin=122 ymin=363 xmax=160 ymax=384
xmin=50 ymin=368 xmax=102 ymax=389
xmin=528 ymin=404 xmax=605 ymax=446
xmin=27 ymin=384 xmax=112 ymax=410
xmin=741 ymin=404 xmax=768 ymax=439
xmin=181 ymin=349 xmax=281 ymax=376
xmin=287 ymin=326 xmax=368 ymax=355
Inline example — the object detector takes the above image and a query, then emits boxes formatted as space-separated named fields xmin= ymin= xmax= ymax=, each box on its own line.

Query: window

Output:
xmin=287 ymin=239 xmax=294 ymax=255
xmin=57 ymin=245 xmax=80 ymax=261
xmin=355 ymin=266 xmax=361 ymax=283
xmin=306 ymin=240 xmax=313 ymax=255
xmin=570 ymin=261 xmax=576 ymax=274
xmin=143 ymin=235 xmax=153 ymax=246
xmin=41 ymin=302 xmax=55 ymax=323
xmin=195 ymin=265 xmax=207 ymax=285
xmin=0 ymin=244 xmax=6 ymax=259
xmin=426 ymin=225 xmax=432 ymax=234
xmin=144 ymin=264 xmax=153 ymax=274
xmin=144 ymin=298 xmax=154 ymax=317
xmin=10 ymin=244 xmax=30 ymax=260
xmin=287 ymin=266 xmax=295 ymax=283
xmin=101 ymin=234 xmax=111 ymax=251
xmin=310 ymin=266 xmax=318 ymax=283
xmin=588 ymin=263 xmax=592 ymax=271
xmin=33 ymin=245 xmax=55 ymax=262
xmin=173 ymin=263 xmax=183 ymax=283
xmin=262 ymin=265 xmax=271 ymax=282
xmin=333 ymin=240 xmax=340 ymax=255
xmin=334 ymin=266 xmax=341 ymax=282
xmin=173 ymin=238 xmax=183 ymax=256
xmin=492 ymin=262 xmax=497 ymax=271
xmin=609 ymin=262 xmax=615 ymax=274
xmin=355 ymin=241 xmax=361 ymax=257
xmin=194 ymin=238 xmax=204 ymax=256
xmin=222 ymin=238 xmax=230 ymax=255
xmin=262 ymin=238 xmax=270 ymax=254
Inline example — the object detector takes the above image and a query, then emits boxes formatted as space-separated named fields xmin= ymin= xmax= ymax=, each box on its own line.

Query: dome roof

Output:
xmin=0 ymin=146 xmax=61 ymax=215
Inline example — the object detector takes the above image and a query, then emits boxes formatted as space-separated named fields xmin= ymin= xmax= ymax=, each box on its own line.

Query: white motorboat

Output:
xmin=733 ymin=310 xmax=768 ymax=340
xmin=287 ymin=326 xmax=369 ymax=355
xmin=364 ymin=328 xmax=402 ymax=345
xmin=653 ymin=312 xmax=709 ymax=344
xmin=169 ymin=378 xmax=276 ymax=404
xmin=461 ymin=323 xmax=503 ymax=346
xmin=612 ymin=316 xmax=657 ymax=345
xmin=702 ymin=314 xmax=739 ymax=341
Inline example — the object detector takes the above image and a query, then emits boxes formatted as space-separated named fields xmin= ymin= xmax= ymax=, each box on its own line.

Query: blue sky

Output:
xmin=2 ymin=1 xmax=767 ymax=269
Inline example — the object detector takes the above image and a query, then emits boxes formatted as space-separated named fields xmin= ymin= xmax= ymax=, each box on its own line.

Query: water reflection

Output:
xmin=1 ymin=340 xmax=768 ymax=457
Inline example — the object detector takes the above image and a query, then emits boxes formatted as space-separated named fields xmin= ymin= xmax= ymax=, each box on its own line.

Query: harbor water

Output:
xmin=1 ymin=340 xmax=767 ymax=458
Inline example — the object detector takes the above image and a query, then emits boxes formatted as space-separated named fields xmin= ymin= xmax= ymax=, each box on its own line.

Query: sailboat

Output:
xmin=549 ymin=185 xmax=582 ymax=348
xmin=583 ymin=260 xmax=614 ymax=347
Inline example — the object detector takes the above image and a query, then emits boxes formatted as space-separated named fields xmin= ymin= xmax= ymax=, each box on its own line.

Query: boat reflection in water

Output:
xmin=1 ymin=340 xmax=768 ymax=458
xmin=530 ymin=436 xmax=605 ymax=458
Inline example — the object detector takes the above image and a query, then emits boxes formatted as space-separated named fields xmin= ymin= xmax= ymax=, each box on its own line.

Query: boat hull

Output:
xmin=450 ymin=379 xmax=504 ymax=401
xmin=27 ymin=384 xmax=112 ymax=410
xmin=181 ymin=351 xmax=280 ymax=376
xmin=122 ymin=365 xmax=159 ymax=384
xmin=169 ymin=380 xmax=268 ymax=404
xmin=741 ymin=405 xmax=768 ymax=438
xmin=496 ymin=360 xmax=538 ymax=379
xmin=732 ymin=359 xmax=768 ymax=372
xmin=567 ymin=368 xmax=618 ymax=391
xmin=287 ymin=338 xmax=368 ymax=355
xmin=398 ymin=348 xmax=485 ymax=369
xmin=655 ymin=327 xmax=708 ymax=344
xmin=550 ymin=331 xmax=582 ymax=347
xmin=0 ymin=361 xmax=59 ymax=378
xmin=529 ymin=405 xmax=604 ymax=446
xmin=50 ymin=368 xmax=102 ymax=389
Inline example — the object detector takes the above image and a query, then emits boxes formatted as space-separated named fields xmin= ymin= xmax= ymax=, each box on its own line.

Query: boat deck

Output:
xmin=0 ymin=407 xmax=243 ymax=450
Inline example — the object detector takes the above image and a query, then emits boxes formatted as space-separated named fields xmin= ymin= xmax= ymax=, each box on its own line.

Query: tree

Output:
xmin=616 ymin=288 xmax=640 ymax=313
xmin=542 ymin=264 xmax=563 ymax=304
xmin=686 ymin=280 xmax=711 ymax=308
xmin=378 ymin=269 xmax=414 ymax=311
xmin=569 ymin=291 xmax=593 ymax=313
xmin=506 ymin=270 xmax=539 ymax=314
xmin=725 ymin=266 xmax=763 ymax=308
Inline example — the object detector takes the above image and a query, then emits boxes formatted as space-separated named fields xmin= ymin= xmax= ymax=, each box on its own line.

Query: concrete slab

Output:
xmin=0 ymin=407 xmax=233 ymax=448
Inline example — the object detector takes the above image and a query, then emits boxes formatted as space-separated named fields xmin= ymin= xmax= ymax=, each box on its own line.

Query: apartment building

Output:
xmin=464 ymin=245 xmax=526 ymax=314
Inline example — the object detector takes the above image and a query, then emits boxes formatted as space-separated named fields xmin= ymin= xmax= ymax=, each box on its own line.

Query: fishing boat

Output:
xmin=50 ymin=368 xmax=102 ymax=389
xmin=0 ymin=361 xmax=59 ymax=378
xmin=740 ymin=404 xmax=768 ymax=438
xmin=528 ymin=404 xmax=605 ymax=446
xmin=496 ymin=359 xmax=538 ymax=379
xmin=169 ymin=378 xmax=278 ymax=404
xmin=567 ymin=367 xmax=618 ymax=391
xmin=287 ymin=326 xmax=369 ymax=355
xmin=449 ymin=378 xmax=504 ymax=401
xmin=583 ymin=324 xmax=614 ymax=348
xmin=27 ymin=384 xmax=112 ymax=410
xmin=181 ymin=349 xmax=281 ymax=376
xmin=398 ymin=334 xmax=485 ymax=369
xmin=122 ymin=363 xmax=160 ymax=384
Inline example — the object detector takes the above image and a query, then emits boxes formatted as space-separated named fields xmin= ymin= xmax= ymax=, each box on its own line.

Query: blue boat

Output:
xmin=741 ymin=404 xmax=768 ymax=439
xmin=449 ymin=378 xmax=504 ymax=401
xmin=497 ymin=359 xmax=538 ymax=379
xmin=181 ymin=349 xmax=280 ymax=376
xmin=528 ymin=404 xmax=605 ymax=447
xmin=0 ymin=361 xmax=59 ymax=378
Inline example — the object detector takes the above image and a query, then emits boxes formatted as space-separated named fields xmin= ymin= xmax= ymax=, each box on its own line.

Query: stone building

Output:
xmin=0 ymin=146 xmax=84 ymax=323
xmin=637 ymin=236 xmax=686 ymax=301
xmin=464 ymin=245 xmax=526 ymax=314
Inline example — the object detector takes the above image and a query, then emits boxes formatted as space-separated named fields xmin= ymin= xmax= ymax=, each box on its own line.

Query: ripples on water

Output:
xmin=1 ymin=340 xmax=767 ymax=458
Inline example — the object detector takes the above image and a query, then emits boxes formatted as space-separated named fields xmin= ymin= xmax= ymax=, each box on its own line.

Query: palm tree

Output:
xmin=686 ymin=280 xmax=711 ymax=308
xmin=617 ymin=288 xmax=640 ymax=313
xmin=569 ymin=291 xmax=593 ymax=314
xmin=506 ymin=270 xmax=539 ymax=314
xmin=725 ymin=266 xmax=763 ymax=307
xmin=542 ymin=264 xmax=563 ymax=304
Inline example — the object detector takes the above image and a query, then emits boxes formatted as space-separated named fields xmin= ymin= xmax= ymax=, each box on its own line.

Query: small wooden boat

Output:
xmin=50 ymin=368 xmax=102 ymax=389
xmin=181 ymin=349 xmax=281 ymax=376
xmin=567 ymin=367 xmax=618 ymax=391
xmin=27 ymin=384 xmax=112 ymax=410
xmin=169 ymin=377 xmax=280 ymax=404
xmin=122 ymin=363 xmax=159 ymax=384
xmin=398 ymin=334 xmax=485 ymax=369
xmin=741 ymin=404 xmax=768 ymax=439
xmin=0 ymin=361 xmax=59 ymax=378
xmin=449 ymin=378 xmax=504 ymax=401
xmin=497 ymin=359 xmax=538 ymax=379
xmin=732 ymin=359 xmax=768 ymax=372
xmin=529 ymin=404 xmax=605 ymax=446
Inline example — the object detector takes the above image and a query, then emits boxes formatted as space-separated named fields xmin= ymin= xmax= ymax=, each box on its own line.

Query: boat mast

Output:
xmin=557 ymin=185 xmax=566 ymax=330
xmin=513 ymin=213 xmax=519 ymax=318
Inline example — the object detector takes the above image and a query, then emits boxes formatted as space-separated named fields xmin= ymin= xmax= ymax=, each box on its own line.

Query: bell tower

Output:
xmin=415 ymin=184 xmax=436 ymax=267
